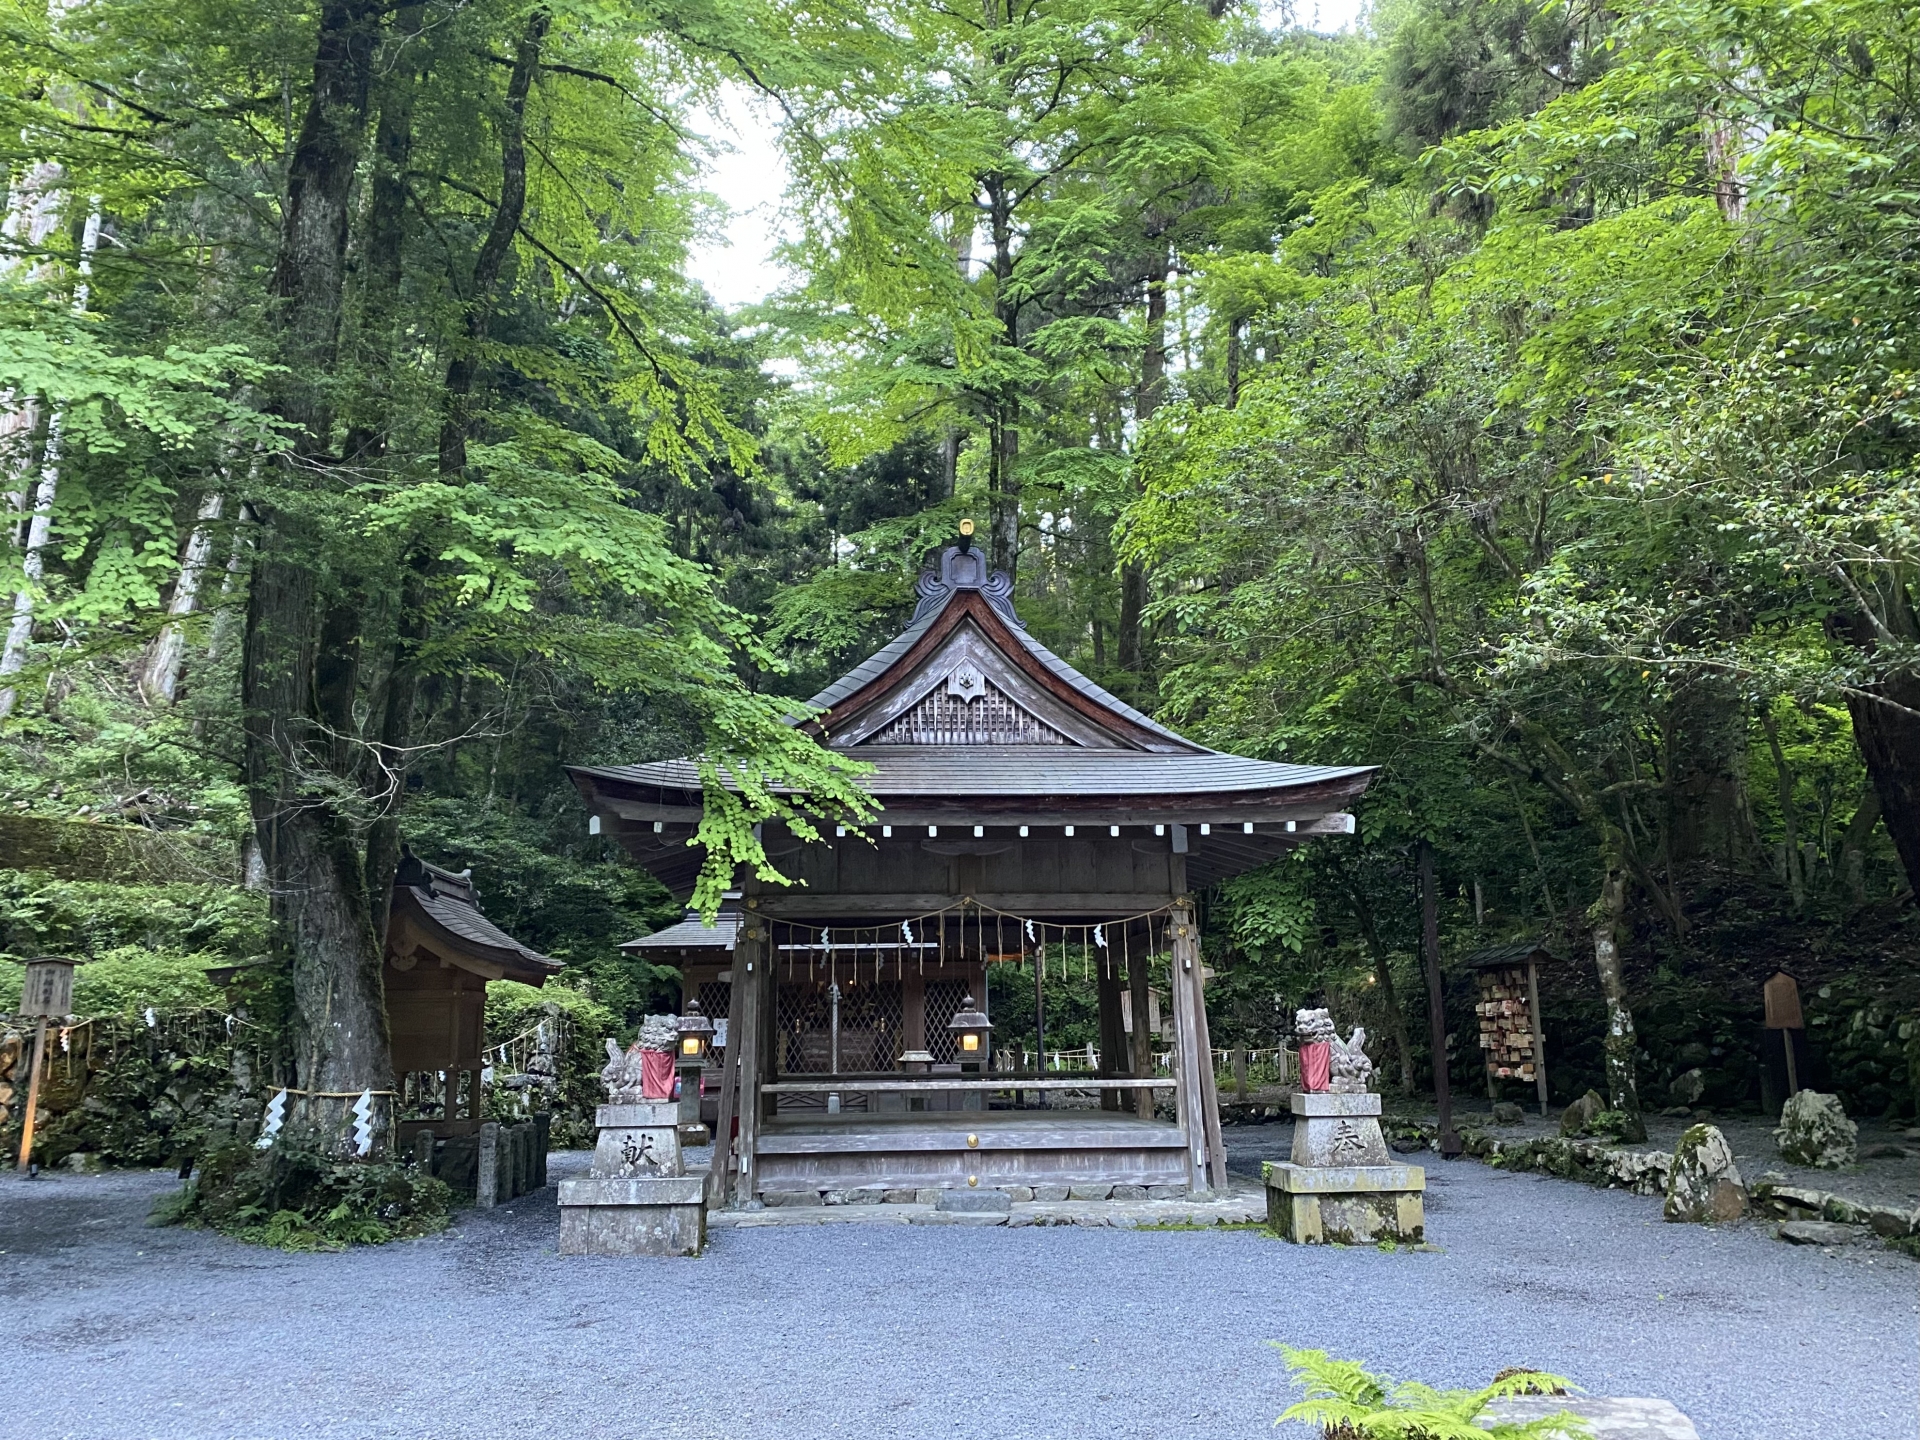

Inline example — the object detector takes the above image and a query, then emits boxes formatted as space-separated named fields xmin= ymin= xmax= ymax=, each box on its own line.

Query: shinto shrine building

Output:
xmin=570 ymin=541 xmax=1372 ymax=1202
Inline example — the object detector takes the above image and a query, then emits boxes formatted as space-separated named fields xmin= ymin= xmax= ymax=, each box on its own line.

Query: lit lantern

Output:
xmin=677 ymin=1000 xmax=715 ymax=1062
xmin=946 ymin=994 xmax=992 ymax=1069
xmin=674 ymin=1000 xmax=716 ymax=1143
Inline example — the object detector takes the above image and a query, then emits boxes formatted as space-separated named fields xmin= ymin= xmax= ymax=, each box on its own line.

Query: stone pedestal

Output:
xmin=558 ymin=1102 xmax=707 ymax=1256
xmin=676 ymin=1061 xmax=711 ymax=1146
xmin=1265 ymin=1091 xmax=1425 ymax=1244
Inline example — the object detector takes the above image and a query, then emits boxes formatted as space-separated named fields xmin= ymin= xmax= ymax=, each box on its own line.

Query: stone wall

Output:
xmin=1456 ymin=1125 xmax=1675 ymax=1196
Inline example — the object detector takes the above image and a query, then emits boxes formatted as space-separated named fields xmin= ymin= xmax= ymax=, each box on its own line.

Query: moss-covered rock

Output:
xmin=1775 ymin=1090 xmax=1857 ymax=1168
xmin=1664 ymin=1124 xmax=1747 ymax=1222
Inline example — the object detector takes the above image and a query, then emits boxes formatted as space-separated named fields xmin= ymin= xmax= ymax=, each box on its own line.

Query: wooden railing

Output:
xmin=761 ymin=1076 xmax=1175 ymax=1093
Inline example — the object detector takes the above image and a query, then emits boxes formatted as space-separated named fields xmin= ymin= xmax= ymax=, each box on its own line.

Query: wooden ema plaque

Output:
xmin=1476 ymin=965 xmax=1537 ymax=1083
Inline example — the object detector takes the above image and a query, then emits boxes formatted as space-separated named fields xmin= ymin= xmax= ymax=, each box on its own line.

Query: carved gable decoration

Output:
xmin=832 ymin=622 xmax=1130 ymax=749
xmin=867 ymin=672 xmax=1070 ymax=745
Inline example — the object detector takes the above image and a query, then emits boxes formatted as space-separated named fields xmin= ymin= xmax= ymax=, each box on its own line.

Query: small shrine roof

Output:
xmin=622 ymin=906 xmax=742 ymax=954
xmin=1463 ymin=939 xmax=1555 ymax=969
xmin=391 ymin=853 xmax=561 ymax=985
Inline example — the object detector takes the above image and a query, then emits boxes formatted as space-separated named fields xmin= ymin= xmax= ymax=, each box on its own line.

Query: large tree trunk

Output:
xmin=1760 ymin=707 xmax=1806 ymax=910
xmin=1346 ymin=872 xmax=1415 ymax=1094
xmin=985 ymin=171 xmax=1019 ymax=579
xmin=246 ymin=0 xmax=391 ymax=1148
xmin=271 ymin=0 xmax=381 ymax=442
xmin=342 ymin=0 xmax=426 ymax=466
xmin=243 ymin=549 xmax=390 ymax=1085
xmin=1833 ymin=596 xmax=1920 ymax=899
xmin=1416 ymin=840 xmax=1460 ymax=1155
xmin=0 ymin=160 xmax=63 ymax=523
xmin=1849 ymin=685 xmax=1920 ymax=900
xmin=0 ymin=201 xmax=99 ymax=720
xmin=0 ymin=415 xmax=63 ymax=719
xmin=438 ymin=8 xmax=548 ymax=476
xmin=1590 ymin=862 xmax=1646 ymax=1141
xmin=1839 ymin=787 xmax=1882 ymax=907
xmin=1117 ymin=244 xmax=1167 ymax=684
xmin=140 ymin=491 xmax=225 ymax=704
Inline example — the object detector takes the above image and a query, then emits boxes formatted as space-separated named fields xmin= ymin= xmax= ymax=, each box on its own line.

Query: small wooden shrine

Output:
xmin=1465 ymin=939 xmax=1551 ymax=1114
xmin=573 ymin=540 xmax=1373 ymax=1201
xmin=385 ymin=852 xmax=561 ymax=1140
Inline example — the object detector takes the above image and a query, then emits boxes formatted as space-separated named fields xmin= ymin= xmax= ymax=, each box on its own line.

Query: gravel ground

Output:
xmin=2 ymin=1128 xmax=1914 ymax=1440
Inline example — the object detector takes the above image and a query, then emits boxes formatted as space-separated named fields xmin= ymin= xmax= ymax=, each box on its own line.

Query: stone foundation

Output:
xmin=1264 ymin=1160 xmax=1426 ymax=1244
xmin=757 ymin=1180 xmax=1192 ymax=1206
xmin=557 ymin=1176 xmax=707 ymax=1256
xmin=1264 ymin=1090 xmax=1425 ymax=1244
xmin=557 ymin=1101 xmax=708 ymax=1256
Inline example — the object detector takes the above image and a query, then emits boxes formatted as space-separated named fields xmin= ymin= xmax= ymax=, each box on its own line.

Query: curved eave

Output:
xmin=392 ymin=887 xmax=561 ymax=986
xmin=571 ymin=757 xmax=1375 ymax=901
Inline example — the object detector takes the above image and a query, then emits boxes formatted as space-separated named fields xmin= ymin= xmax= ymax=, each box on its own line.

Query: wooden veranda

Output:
xmin=575 ymin=539 xmax=1373 ymax=1203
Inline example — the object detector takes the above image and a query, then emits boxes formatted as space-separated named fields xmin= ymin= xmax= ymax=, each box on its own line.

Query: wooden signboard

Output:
xmin=20 ymin=956 xmax=76 ymax=1018
xmin=1763 ymin=970 xmax=1803 ymax=1097
xmin=15 ymin=957 xmax=77 ymax=1171
xmin=1762 ymin=971 xmax=1803 ymax=1030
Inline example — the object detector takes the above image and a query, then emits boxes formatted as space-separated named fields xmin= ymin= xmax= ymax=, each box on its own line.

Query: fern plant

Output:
xmin=1275 ymin=1346 xmax=1589 ymax=1440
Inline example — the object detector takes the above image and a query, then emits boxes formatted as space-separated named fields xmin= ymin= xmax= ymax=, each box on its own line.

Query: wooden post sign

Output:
xmin=16 ymin=956 xmax=78 ymax=1172
xmin=1763 ymin=970 xmax=1804 ymax=1098
xmin=21 ymin=956 xmax=77 ymax=1018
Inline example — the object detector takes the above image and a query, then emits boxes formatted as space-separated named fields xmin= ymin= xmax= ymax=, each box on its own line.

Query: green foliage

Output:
xmin=0 ymin=876 xmax=264 ymax=995
xmin=1275 ymin=1345 xmax=1587 ymax=1440
xmin=159 ymin=1141 xmax=453 ymax=1251
xmin=30 ymin=1026 xmax=235 ymax=1167
xmin=4 ymin=0 xmax=1916 ymax=1160
xmin=1219 ymin=856 xmax=1317 ymax=959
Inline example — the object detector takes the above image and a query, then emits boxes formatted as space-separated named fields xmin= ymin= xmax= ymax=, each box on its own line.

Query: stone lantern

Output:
xmin=676 ymin=1001 xmax=714 ymax=1143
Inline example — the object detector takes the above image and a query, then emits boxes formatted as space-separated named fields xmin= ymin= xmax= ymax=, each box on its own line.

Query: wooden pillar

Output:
xmin=1096 ymin=948 xmax=1125 ymax=1112
xmin=1168 ymin=904 xmax=1210 ymax=1194
xmin=15 ymin=1017 xmax=48 ymax=1172
xmin=732 ymin=906 xmax=769 ymax=1206
xmin=902 ymin=972 xmax=926 ymax=1054
xmin=1182 ymin=905 xmax=1229 ymax=1193
xmin=1129 ymin=919 xmax=1154 ymax=1119
xmin=707 ymin=947 xmax=742 ymax=1206
xmin=1526 ymin=959 xmax=1550 ymax=1116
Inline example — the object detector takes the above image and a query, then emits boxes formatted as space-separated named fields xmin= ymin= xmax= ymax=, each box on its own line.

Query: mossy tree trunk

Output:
xmin=1590 ymin=864 xmax=1646 ymax=1143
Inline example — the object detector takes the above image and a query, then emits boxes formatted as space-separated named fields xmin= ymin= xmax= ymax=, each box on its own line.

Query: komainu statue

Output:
xmin=1294 ymin=1008 xmax=1336 ymax=1044
xmin=1329 ymin=1025 xmax=1374 ymax=1094
xmin=600 ymin=1038 xmax=650 ymax=1104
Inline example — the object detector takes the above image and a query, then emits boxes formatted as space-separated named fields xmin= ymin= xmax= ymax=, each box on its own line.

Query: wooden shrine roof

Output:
xmin=578 ymin=748 xmax=1367 ymax=799
xmin=570 ymin=543 xmax=1373 ymax=900
xmin=389 ymin=853 xmax=562 ymax=985
xmin=805 ymin=547 xmax=1197 ymax=752
xmin=1463 ymin=938 xmax=1556 ymax=969
xmin=621 ymin=905 xmax=742 ymax=955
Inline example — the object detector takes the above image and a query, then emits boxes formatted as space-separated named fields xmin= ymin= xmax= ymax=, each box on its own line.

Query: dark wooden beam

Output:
xmin=751 ymin=893 xmax=1180 ymax=918
xmin=759 ymin=1077 xmax=1173 ymax=1093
